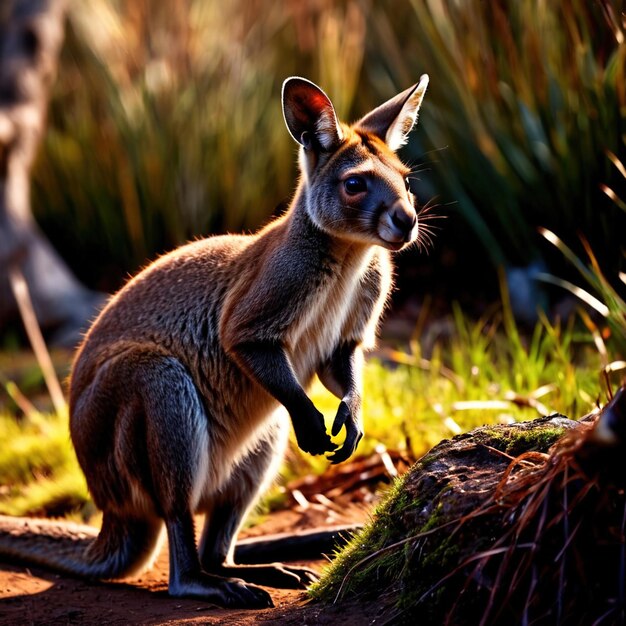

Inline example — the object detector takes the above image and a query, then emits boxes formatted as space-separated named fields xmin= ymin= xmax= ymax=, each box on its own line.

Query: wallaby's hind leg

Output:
xmin=199 ymin=417 xmax=318 ymax=589
xmin=137 ymin=355 xmax=272 ymax=608
xmin=165 ymin=511 xmax=272 ymax=607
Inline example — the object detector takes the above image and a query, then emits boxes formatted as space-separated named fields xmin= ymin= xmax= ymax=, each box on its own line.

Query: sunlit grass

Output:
xmin=0 ymin=305 xmax=609 ymax=520
xmin=0 ymin=410 xmax=90 ymax=518
xmin=311 ymin=310 xmax=601 ymax=468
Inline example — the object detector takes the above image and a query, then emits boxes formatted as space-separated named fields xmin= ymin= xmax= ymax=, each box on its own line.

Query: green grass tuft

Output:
xmin=0 ymin=411 xmax=90 ymax=518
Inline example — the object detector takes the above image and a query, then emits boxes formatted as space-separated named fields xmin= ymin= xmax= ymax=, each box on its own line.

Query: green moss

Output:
xmin=480 ymin=424 xmax=566 ymax=456
xmin=311 ymin=466 xmax=459 ymax=602
xmin=310 ymin=473 xmax=418 ymax=600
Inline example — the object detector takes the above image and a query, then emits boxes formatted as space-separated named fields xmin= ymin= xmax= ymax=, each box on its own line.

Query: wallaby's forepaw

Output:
xmin=293 ymin=403 xmax=337 ymax=456
xmin=169 ymin=572 xmax=273 ymax=608
xmin=299 ymin=432 xmax=337 ymax=456
xmin=327 ymin=400 xmax=363 ymax=464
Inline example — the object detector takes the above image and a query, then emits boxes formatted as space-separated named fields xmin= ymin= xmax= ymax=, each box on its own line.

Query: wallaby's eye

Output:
xmin=344 ymin=176 xmax=367 ymax=195
xmin=405 ymin=177 xmax=411 ymax=191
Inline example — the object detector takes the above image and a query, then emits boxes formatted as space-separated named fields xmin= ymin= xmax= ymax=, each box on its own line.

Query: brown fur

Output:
xmin=0 ymin=75 xmax=430 ymax=608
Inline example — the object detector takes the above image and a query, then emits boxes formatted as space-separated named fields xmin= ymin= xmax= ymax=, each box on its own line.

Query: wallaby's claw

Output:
xmin=264 ymin=564 xmax=319 ymax=589
xmin=331 ymin=400 xmax=350 ymax=436
xmin=283 ymin=564 xmax=319 ymax=587
xmin=327 ymin=401 xmax=363 ymax=464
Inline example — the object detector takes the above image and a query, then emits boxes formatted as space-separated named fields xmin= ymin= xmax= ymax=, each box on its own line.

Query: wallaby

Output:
xmin=0 ymin=74 xmax=429 ymax=608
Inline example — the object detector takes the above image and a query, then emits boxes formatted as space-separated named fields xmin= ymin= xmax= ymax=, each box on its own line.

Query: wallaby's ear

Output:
xmin=357 ymin=74 xmax=429 ymax=151
xmin=282 ymin=77 xmax=344 ymax=151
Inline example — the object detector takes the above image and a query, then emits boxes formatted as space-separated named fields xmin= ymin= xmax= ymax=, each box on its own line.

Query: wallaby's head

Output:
xmin=282 ymin=75 xmax=429 ymax=251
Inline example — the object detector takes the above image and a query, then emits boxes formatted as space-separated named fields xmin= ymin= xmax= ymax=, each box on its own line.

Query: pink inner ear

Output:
xmin=290 ymin=86 xmax=332 ymax=122
xmin=308 ymin=91 xmax=331 ymax=114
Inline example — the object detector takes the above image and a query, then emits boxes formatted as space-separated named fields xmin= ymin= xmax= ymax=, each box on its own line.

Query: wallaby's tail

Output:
xmin=0 ymin=512 xmax=163 ymax=580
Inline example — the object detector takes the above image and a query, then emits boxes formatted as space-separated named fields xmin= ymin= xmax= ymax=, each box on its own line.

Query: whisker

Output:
xmin=421 ymin=195 xmax=443 ymax=209
xmin=403 ymin=156 xmax=425 ymax=170
xmin=419 ymin=226 xmax=436 ymax=242
xmin=418 ymin=224 xmax=440 ymax=236
xmin=408 ymin=167 xmax=432 ymax=176
xmin=413 ymin=238 xmax=431 ymax=254
xmin=420 ymin=237 xmax=436 ymax=254
xmin=416 ymin=145 xmax=449 ymax=159
xmin=417 ymin=229 xmax=439 ymax=247
xmin=417 ymin=197 xmax=456 ymax=218
xmin=405 ymin=146 xmax=448 ymax=170
xmin=418 ymin=212 xmax=447 ymax=223
xmin=417 ymin=205 xmax=440 ymax=217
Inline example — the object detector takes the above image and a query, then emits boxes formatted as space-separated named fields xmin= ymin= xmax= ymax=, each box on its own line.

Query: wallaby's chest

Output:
xmin=287 ymin=249 xmax=374 ymax=383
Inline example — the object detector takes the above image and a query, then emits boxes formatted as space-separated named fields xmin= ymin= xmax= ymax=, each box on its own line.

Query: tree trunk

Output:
xmin=0 ymin=0 xmax=103 ymax=347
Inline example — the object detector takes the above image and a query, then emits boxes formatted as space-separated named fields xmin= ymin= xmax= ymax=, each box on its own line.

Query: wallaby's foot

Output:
xmin=212 ymin=563 xmax=319 ymax=589
xmin=169 ymin=571 xmax=273 ymax=608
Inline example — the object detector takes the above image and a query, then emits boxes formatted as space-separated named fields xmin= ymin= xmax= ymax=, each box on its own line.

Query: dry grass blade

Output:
xmin=601 ymin=184 xmax=626 ymax=212
xmin=7 ymin=267 xmax=67 ymax=415
xmin=536 ymin=273 xmax=611 ymax=317
xmin=606 ymin=150 xmax=626 ymax=179
xmin=578 ymin=308 xmax=609 ymax=368
xmin=0 ymin=374 xmax=38 ymax=416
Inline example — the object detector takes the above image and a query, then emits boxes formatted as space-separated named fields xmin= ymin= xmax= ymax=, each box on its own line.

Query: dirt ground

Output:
xmin=0 ymin=505 xmax=383 ymax=626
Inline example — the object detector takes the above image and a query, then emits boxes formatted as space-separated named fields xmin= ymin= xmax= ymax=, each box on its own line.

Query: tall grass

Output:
xmin=372 ymin=0 xmax=626 ymax=271
xmin=29 ymin=1 xmax=625 ymax=294
xmin=536 ymin=142 xmax=626 ymax=360
xmin=34 ymin=0 xmax=368 ymax=288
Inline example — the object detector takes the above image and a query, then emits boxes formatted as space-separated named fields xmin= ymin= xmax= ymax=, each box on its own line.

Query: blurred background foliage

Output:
xmin=32 ymin=0 xmax=626 ymax=310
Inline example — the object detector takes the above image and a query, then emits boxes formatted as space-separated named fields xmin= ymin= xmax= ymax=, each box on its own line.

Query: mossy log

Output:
xmin=312 ymin=388 xmax=626 ymax=625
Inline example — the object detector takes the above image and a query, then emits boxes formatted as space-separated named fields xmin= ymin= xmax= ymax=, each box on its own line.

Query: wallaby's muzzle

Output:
xmin=378 ymin=199 xmax=418 ymax=249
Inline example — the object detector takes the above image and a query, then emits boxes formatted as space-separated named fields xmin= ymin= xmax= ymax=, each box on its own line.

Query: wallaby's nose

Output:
xmin=390 ymin=202 xmax=417 ymax=240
